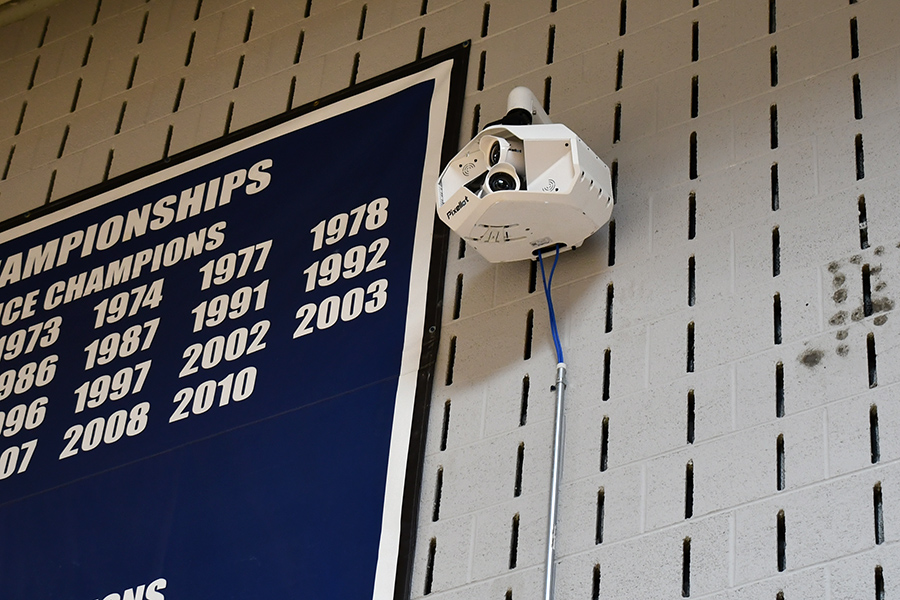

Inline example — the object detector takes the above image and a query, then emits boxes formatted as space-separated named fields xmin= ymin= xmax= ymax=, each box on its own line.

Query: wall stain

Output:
xmin=829 ymin=312 xmax=847 ymax=326
xmin=799 ymin=348 xmax=824 ymax=367
xmin=833 ymin=288 xmax=848 ymax=303
xmin=832 ymin=273 xmax=846 ymax=287
xmin=836 ymin=329 xmax=848 ymax=340
xmin=836 ymin=344 xmax=849 ymax=357
xmin=874 ymin=315 xmax=888 ymax=326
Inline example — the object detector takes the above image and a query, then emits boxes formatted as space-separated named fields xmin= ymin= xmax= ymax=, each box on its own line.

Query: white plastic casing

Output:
xmin=436 ymin=123 xmax=614 ymax=263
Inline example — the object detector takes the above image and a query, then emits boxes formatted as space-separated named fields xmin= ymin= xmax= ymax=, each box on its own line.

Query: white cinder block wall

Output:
xmin=2 ymin=0 xmax=899 ymax=597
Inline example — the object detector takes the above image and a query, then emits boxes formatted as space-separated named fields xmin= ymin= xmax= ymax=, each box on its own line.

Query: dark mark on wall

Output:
xmin=829 ymin=312 xmax=847 ymax=326
xmin=836 ymin=329 xmax=848 ymax=340
xmin=833 ymin=273 xmax=845 ymax=287
xmin=836 ymin=344 xmax=849 ymax=357
xmin=850 ymin=255 xmax=862 ymax=264
xmin=874 ymin=245 xmax=884 ymax=256
xmin=833 ymin=288 xmax=848 ymax=303
xmin=828 ymin=262 xmax=840 ymax=273
xmin=874 ymin=315 xmax=888 ymax=326
xmin=799 ymin=348 xmax=824 ymax=367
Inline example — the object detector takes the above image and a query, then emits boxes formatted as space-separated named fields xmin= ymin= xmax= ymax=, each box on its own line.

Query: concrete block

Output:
xmin=419 ymin=1 xmax=484 ymax=59
xmin=64 ymin=97 xmax=122 ymax=154
xmin=0 ymin=125 xmax=43 ymax=179
xmin=93 ymin=0 xmax=150 ymax=23
xmin=781 ymin=408 xmax=828 ymax=489
xmin=0 ymin=93 xmax=27 ymax=142
xmin=0 ymin=167 xmax=52 ymax=220
xmin=51 ymin=139 xmax=113 ymax=201
xmin=470 ymin=495 xmax=548 ymax=581
xmin=481 ymin=0 xmax=552 ymax=37
xmin=490 ymin=257 xmax=535 ymax=310
xmin=786 ymin=328 xmax=871 ymax=411
xmin=301 ymin=4 xmax=364 ymax=59
xmin=132 ymin=26 xmax=200 ymax=88
xmin=179 ymin=51 xmax=242 ymax=110
xmin=212 ymin=2 xmax=257 ymax=55
xmin=107 ymin=118 xmax=171 ymax=178
xmin=43 ymin=0 xmax=96 ymax=45
xmin=480 ymin=362 xmax=554 ymax=439
xmin=95 ymin=52 xmax=141 ymax=101
xmin=776 ymin=0 xmax=848 ymax=31
xmin=771 ymin=139 xmax=818 ymax=212
xmin=709 ymin=40 xmax=773 ymax=113
xmin=410 ymin=514 xmax=475 ymax=594
xmin=733 ymin=498 xmax=785 ymax=585
xmin=318 ymin=44 xmax=362 ymax=98
xmin=0 ymin=165 xmax=52 ymax=219
xmin=583 ymin=526 xmax=686 ymax=598
xmin=778 ymin=11 xmax=855 ymax=84
xmin=789 ymin=474 xmax=876 ymax=569
xmin=19 ymin=72 xmax=81 ymax=133
xmin=355 ymin=20 xmax=423 ymax=82
xmin=258 ymin=24 xmax=305 ymax=77
xmin=828 ymin=392 xmax=878 ymax=478
xmin=644 ymin=446 xmax=694 ymax=530
xmin=48 ymin=146 xmax=99 ymax=200
xmin=0 ymin=53 xmax=36 ymax=102
xmin=703 ymin=566 xmax=828 ymax=600
xmin=683 ymin=513 xmax=732 ymax=596
xmin=90 ymin=9 xmax=149 ymax=61
xmin=412 ymin=564 xmax=543 ymax=600
xmin=815 ymin=123 xmax=868 ymax=198
xmin=553 ymin=1 xmax=620 ymax=62
xmin=229 ymin=71 xmax=294 ymax=132
xmin=780 ymin=194 xmax=860 ymax=279
xmin=437 ymin=425 xmax=550 ymax=521
xmin=0 ymin=20 xmax=23 ymax=64
xmin=556 ymin=466 xmax=644 ymax=555
xmin=699 ymin=0 xmax=769 ymax=60
xmin=829 ymin=545 xmax=900 ymax=600
xmin=11 ymin=10 xmax=52 ymax=56
xmin=693 ymin=427 xmax=772 ymax=516
xmin=853 ymin=0 xmax=900 ymax=58
xmin=624 ymin=15 xmax=693 ymax=86
xmin=625 ymin=0 xmax=690 ymax=36
xmin=692 ymin=364 xmax=735 ymax=443
xmin=27 ymin=119 xmax=71 ymax=170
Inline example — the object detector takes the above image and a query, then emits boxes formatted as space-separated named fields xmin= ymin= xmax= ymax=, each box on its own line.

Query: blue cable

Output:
xmin=538 ymin=246 xmax=564 ymax=363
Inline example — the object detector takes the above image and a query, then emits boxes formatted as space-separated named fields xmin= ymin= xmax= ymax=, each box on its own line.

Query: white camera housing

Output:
xmin=436 ymin=88 xmax=614 ymax=263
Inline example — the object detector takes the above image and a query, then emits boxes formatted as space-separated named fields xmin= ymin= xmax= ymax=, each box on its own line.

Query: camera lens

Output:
xmin=488 ymin=172 xmax=517 ymax=192
xmin=489 ymin=141 xmax=501 ymax=166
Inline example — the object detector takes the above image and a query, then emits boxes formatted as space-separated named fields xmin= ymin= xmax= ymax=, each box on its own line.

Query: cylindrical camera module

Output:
xmin=482 ymin=163 xmax=520 ymax=195
xmin=489 ymin=141 xmax=502 ymax=166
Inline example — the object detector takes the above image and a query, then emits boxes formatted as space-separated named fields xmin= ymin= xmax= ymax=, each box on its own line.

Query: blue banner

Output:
xmin=0 ymin=62 xmax=452 ymax=600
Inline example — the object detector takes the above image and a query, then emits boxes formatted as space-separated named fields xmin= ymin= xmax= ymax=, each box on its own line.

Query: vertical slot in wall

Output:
xmin=514 ymin=443 xmax=524 ymax=497
xmin=874 ymin=482 xmax=884 ymax=545
xmin=776 ymin=434 xmax=785 ymax=490
xmin=520 ymin=375 xmax=529 ymax=426
xmin=596 ymin=488 xmax=605 ymax=544
xmin=870 ymin=404 xmax=880 ymax=463
xmin=687 ymin=390 xmax=695 ymax=444
xmin=600 ymin=416 xmax=609 ymax=471
xmin=509 ymin=514 xmax=519 ymax=569
xmin=777 ymin=510 xmax=786 ymax=571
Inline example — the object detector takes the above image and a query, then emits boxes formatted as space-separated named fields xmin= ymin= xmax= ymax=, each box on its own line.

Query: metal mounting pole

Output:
xmin=543 ymin=361 xmax=567 ymax=600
